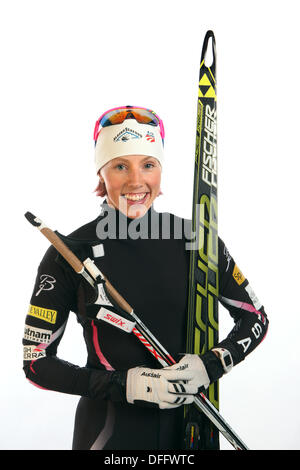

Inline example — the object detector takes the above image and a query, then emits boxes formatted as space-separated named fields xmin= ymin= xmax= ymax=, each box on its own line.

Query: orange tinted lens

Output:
xmin=131 ymin=110 xmax=155 ymax=124
xmin=108 ymin=110 xmax=129 ymax=125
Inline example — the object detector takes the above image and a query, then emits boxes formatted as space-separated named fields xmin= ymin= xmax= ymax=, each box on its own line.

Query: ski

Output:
xmin=184 ymin=30 xmax=219 ymax=450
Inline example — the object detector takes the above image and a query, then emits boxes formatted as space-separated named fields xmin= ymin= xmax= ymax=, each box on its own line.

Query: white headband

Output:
xmin=94 ymin=119 xmax=164 ymax=174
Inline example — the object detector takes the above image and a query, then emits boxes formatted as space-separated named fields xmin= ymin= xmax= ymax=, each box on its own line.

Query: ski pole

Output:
xmin=25 ymin=211 xmax=249 ymax=450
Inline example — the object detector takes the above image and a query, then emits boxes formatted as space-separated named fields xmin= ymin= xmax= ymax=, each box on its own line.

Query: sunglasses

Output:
xmin=93 ymin=106 xmax=165 ymax=143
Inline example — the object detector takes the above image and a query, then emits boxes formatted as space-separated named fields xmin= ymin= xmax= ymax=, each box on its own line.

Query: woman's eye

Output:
xmin=144 ymin=162 xmax=154 ymax=169
xmin=116 ymin=164 xmax=126 ymax=170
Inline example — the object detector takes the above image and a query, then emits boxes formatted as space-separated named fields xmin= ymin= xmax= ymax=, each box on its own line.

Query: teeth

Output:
xmin=123 ymin=193 xmax=147 ymax=201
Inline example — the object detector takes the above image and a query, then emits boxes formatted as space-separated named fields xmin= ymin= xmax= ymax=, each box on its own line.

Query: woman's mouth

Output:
xmin=122 ymin=192 xmax=149 ymax=204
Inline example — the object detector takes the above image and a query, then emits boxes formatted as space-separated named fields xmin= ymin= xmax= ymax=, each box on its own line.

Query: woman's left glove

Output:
xmin=163 ymin=354 xmax=210 ymax=393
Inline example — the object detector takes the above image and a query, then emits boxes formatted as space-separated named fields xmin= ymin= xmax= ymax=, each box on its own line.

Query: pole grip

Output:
xmin=101 ymin=279 xmax=133 ymax=314
xmin=40 ymin=227 xmax=84 ymax=274
xmin=25 ymin=211 xmax=133 ymax=313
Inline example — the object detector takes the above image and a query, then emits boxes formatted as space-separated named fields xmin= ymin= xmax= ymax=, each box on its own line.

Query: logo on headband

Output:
xmin=145 ymin=131 xmax=155 ymax=142
xmin=113 ymin=127 xmax=142 ymax=143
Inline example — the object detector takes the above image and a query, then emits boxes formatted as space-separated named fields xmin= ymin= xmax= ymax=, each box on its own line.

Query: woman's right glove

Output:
xmin=126 ymin=366 xmax=197 ymax=409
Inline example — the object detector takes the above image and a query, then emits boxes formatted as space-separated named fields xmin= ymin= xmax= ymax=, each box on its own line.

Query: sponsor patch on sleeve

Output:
xmin=245 ymin=284 xmax=262 ymax=310
xmin=23 ymin=345 xmax=46 ymax=361
xmin=27 ymin=304 xmax=57 ymax=324
xmin=232 ymin=264 xmax=246 ymax=285
xmin=24 ymin=324 xmax=52 ymax=344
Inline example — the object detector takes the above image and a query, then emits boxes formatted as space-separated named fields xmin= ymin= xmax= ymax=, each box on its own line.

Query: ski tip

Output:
xmin=201 ymin=30 xmax=216 ymax=67
xmin=24 ymin=211 xmax=41 ymax=227
xmin=205 ymin=30 xmax=215 ymax=39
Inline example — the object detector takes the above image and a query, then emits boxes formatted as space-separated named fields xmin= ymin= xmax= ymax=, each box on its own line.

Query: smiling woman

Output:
xmin=23 ymin=105 xmax=268 ymax=451
xmin=98 ymin=154 xmax=162 ymax=219
xmin=94 ymin=106 xmax=164 ymax=219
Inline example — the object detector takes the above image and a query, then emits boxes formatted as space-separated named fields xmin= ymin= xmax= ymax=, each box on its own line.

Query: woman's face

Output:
xmin=100 ymin=154 xmax=162 ymax=219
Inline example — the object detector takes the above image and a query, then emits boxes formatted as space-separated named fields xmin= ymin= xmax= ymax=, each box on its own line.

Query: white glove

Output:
xmin=126 ymin=366 xmax=196 ymax=409
xmin=163 ymin=354 xmax=210 ymax=393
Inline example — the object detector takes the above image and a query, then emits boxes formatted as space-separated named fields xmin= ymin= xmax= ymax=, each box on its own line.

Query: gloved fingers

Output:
xmin=158 ymin=381 xmax=195 ymax=405
xmin=126 ymin=366 xmax=198 ymax=410
xmin=160 ymin=368 xmax=194 ymax=382
xmin=168 ymin=381 xmax=199 ymax=395
xmin=158 ymin=392 xmax=194 ymax=409
xmin=161 ymin=355 xmax=210 ymax=390
xmin=159 ymin=401 xmax=183 ymax=410
xmin=166 ymin=354 xmax=205 ymax=371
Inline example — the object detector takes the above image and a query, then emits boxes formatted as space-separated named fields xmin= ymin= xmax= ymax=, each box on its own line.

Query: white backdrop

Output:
xmin=1 ymin=0 xmax=299 ymax=450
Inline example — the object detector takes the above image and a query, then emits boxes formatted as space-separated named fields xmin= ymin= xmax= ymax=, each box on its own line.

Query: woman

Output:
xmin=23 ymin=106 xmax=269 ymax=450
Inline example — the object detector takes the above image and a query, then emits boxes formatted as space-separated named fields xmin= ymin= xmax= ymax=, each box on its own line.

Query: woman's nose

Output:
xmin=127 ymin=167 xmax=144 ymax=186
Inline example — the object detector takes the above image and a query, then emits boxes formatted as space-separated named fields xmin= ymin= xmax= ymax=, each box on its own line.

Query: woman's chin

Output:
xmin=127 ymin=204 xmax=148 ymax=219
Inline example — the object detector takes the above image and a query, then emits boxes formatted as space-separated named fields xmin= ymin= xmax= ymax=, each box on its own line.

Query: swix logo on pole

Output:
xmin=96 ymin=307 xmax=135 ymax=333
